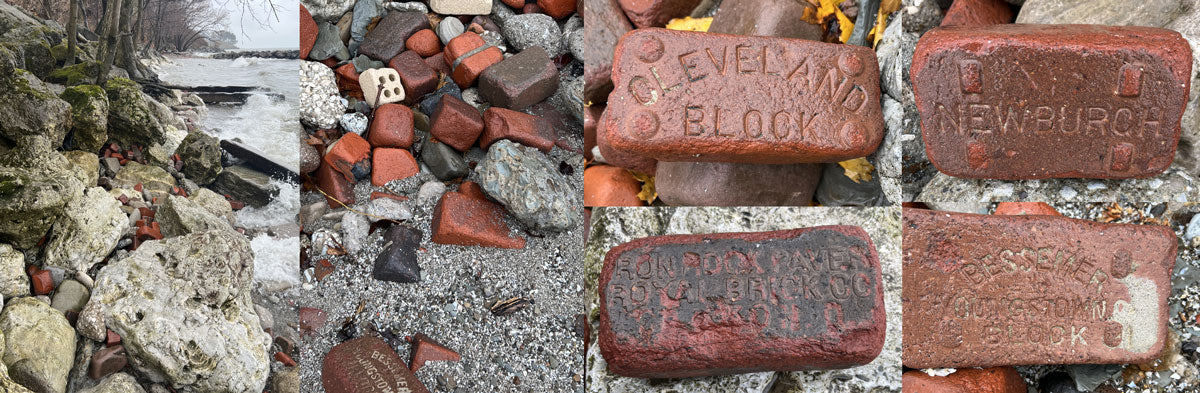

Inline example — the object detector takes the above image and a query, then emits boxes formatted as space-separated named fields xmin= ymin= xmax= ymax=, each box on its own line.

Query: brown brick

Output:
xmin=316 ymin=161 xmax=354 ymax=208
xmin=655 ymin=161 xmax=820 ymax=206
xmin=406 ymin=29 xmax=442 ymax=57
xmin=478 ymin=46 xmax=560 ymax=110
xmin=368 ymin=104 xmax=415 ymax=148
xmin=708 ymin=0 xmax=823 ymax=40
xmin=431 ymin=95 xmax=485 ymax=151
xmin=538 ymin=0 xmax=576 ymax=19
xmin=388 ymin=51 xmax=439 ymax=105
xmin=912 ymin=24 xmax=1192 ymax=179
xmin=599 ymin=227 xmax=885 ymax=378
xmin=431 ymin=191 xmax=526 ymax=249
xmin=616 ymin=0 xmax=702 ymax=28
xmin=425 ymin=52 xmax=452 ymax=76
xmin=902 ymin=367 xmax=1027 ymax=393
xmin=89 ymin=345 xmax=127 ymax=380
xmin=940 ymin=0 xmax=1014 ymax=27
xmin=480 ymin=107 xmax=556 ymax=152
xmin=607 ymin=29 xmax=884 ymax=164
xmin=371 ymin=148 xmax=419 ymax=186
xmin=902 ymin=208 xmax=1177 ymax=368
xmin=322 ymin=337 xmax=430 ymax=393
xmin=584 ymin=105 xmax=602 ymax=160
xmin=582 ymin=0 xmax=632 ymax=103
xmin=358 ymin=11 xmax=431 ymax=61
xmin=583 ymin=165 xmax=643 ymax=207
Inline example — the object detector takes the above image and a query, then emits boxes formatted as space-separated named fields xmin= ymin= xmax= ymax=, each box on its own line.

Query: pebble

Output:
xmin=365 ymin=198 xmax=413 ymax=222
xmin=341 ymin=211 xmax=370 ymax=253
xmin=500 ymin=13 xmax=564 ymax=57
xmin=340 ymin=112 xmax=369 ymax=135
xmin=1060 ymin=186 xmax=1078 ymax=199
xmin=437 ymin=17 xmax=465 ymax=45
xmin=417 ymin=181 xmax=447 ymax=205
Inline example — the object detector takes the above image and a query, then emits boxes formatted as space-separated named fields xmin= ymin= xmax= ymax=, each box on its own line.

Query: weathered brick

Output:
xmin=480 ymin=107 xmax=556 ymax=152
xmin=538 ymin=0 xmax=577 ymax=19
xmin=371 ymin=148 xmax=419 ymax=186
xmin=616 ymin=0 xmax=702 ymax=28
xmin=655 ymin=161 xmax=820 ymax=206
xmin=902 ymin=367 xmax=1027 ymax=393
xmin=406 ymin=29 xmax=442 ymax=58
xmin=596 ymin=108 xmax=656 ymax=175
xmin=322 ymin=133 xmax=372 ymax=182
xmin=388 ymin=51 xmax=439 ymax=105
xmin=583 ymin=165 xmax=644 ymax=207
xmin=359 ymin=12 xmax=431 ymax=61
xmin=940 ymin=0 xmax=1014 ymax=27
xmin=993 ymin=202 xmax=1061 ymax=216
xmin=316 ymin=161 xmax=354 ymax=208
xmin=582 ymin=0 xmax=632 ymax=103
xmin=300 ymin=4 xmax=317 ymax=59
xmin=452 ymin=46 xmax=503 ymax=88
xmin=368 ymin=104 xmax=415 ymax=148
xmin=431 ymin=191 xmax=526 ymax=249
xmin=708 ymin=0 xmax=823 ymax=39
xmin=322 ymin=337 xmax=430 ymax=393
xmin=431 ymin=95 xmax=485 ymax=151
xmin=479 ymin=46 xmax=559 ymax=110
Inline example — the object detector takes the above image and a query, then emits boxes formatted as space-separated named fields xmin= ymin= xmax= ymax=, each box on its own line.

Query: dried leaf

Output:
xmin=490 ymin=297 xmax=532 ymax=316
xmin=803 ymin=0 xmax=854 ymax=43
xmin=838 ymin=157 xmax=875 ymax=183
xmin=871 ymin=0 xmax=903 ymax=47
xmin=665 ymin=16 xmax=712 ymax=32
xmin=630 ymin=170 xmax=657 ymax=204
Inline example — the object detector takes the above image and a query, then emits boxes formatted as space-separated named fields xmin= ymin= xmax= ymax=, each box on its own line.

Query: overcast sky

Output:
xmin=218 ymin=0 xmax=298 ymax=49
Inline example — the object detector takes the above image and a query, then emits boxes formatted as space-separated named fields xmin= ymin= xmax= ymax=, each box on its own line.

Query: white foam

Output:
xmin=249 ymin=233 xmax=300 ymax=291
xmin=236 ymin=178 xmax=299 ymax=229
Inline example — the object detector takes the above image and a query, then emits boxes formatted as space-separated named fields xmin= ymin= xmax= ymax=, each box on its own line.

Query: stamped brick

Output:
xmin=322 ymin=336 xmax=430 ymax=393
xmin=597 ymin=108 xmax=657 ymax=175
xmin=583 ymin=165 xmax=644 ymax=207
xmin=902 ymin=367 xmax=1027 ymax=393
xmin=993 ymin=202 xmax=1061 ymax=216
xmin=939 ymin=0 xmax=1014 ymax=27
xmin=708 ymin=0 xmax=823 ymax=40
xmin=316 ymin=161 xmax=354 ymax=208
xmin=607 ymin=29 xmax=884 ymax=164
xmin=616 ymin=0 xmax=702 ymax=28
xmin=431 ymin=95 xmax=485 ymax=151
xmin=480 ymin=107 xmax=557 ymax=152
xmin=902 ymin=208 xmax=1177 ymax=368
xmin=323 ymin=133 xmax=372 ymax=182
xmin=582 ymin=0 xmax=632 ymax=103
xmin=406 ymin=29 xmax=442 ymax=58
xmin=359 ymin=11 xmax=431 ymax=61
xmin=912 ymin=24 xmax=1192 ymax=179
xmin=389 ymin=51 xmax=439 ymax=105
xmin=371 ymin=148 xmax=419 ymax=186
xmin=479 ymin=46 xmax=559 ymax=110
xmin=369 ymin=104 xmax=415 ymax=148
xmin=655 ymin=161 xmax=820 ymax=206
xmin=431 ymin=191 xmax=526 ymax=249
xmin=300 ymin=4 xmax=317 ymax=59
xmin=599 ymin=227 xmax=885 ymax=378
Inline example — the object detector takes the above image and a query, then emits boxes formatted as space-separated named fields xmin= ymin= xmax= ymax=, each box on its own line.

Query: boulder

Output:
xmin=211 ymin=166 xmax=278 ymax=208
xmin=113 ymin=162 xmax=175 ymax=202
xmin=77 ymin=373 xmax=145 ymax=393
xmin=104 ymin=78 xmax=166 ymax=148
xmin=81 ymin=230 xmax=270 ymax=393
xmin=0 ymin=70 xmax=73 ymax=149
xmin=41 ymin=186 xmax=125 ymax=273
xmin=156 ymin=194 xmax=234 ymax=238
xmin=477 ymin=140 xmax=580 ymax=232
xmin=1 ymin=25 xmax=57 ymax=79
xmin=188 ymin=188 xmax=235 ymax=226
xmin=0 ymin=297 xmax=75 ymax=393
xmin=50 ymin=279 xmax=89 ymax=315
xmin=0 ymin=244 xmax=27 ymax=299
xmin=176 ymin=132 xmax=223 ymax=185
xmin=0 ymin=136 xmax=84 ymax=249
xmin=62 ymin=150 xmax=99 ymax=187
xmin=60 ymin=84 xmax=109 ymax=152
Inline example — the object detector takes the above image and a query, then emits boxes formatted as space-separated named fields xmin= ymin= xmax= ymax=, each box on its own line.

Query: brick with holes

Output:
xmin=359 ymin=68 xmax=406 ymax=107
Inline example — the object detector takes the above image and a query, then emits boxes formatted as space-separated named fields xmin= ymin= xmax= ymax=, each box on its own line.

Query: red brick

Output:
xmin=431 ymin=95 xmax=485 ymax=151
xmin=445 ymin=32 xmax=487 ymax=67
xmin=406 ymin=29 xmax=442 ymax=57
xmin=371 ymin=148 xmax=419 ymax=186
xmin=300 ymin=4 xmax=317 ymax=59
xmin=583 ymin=0 xmax=631 ymax=103
xmin=993 ymin=202 xmax=1061 ymax=216
xmin=452 ymin=46 xmax=503 ymax=88
xmin=105 ymin=330 xmax=122 ymax=347
xmin=322 ymin=133 xmax=372 ymax=183
xmin=458 ymin=181 xmax=489 ymax=201
xmin=316 ymin=161 xmax=355 ymax=208
xmin=480 ymin=107 xmax=556 ymax=152
xmin=616 ymin=0 xmax=702 ymax=28
xmin=478 ymin=46 xmax=559 ymax=110
xmin=583 ymin=165 xmax=643 ymax=207
xmin=597 ymin=109 xmax=656 ymax=175
xmin=431 ymin=191 xmax=526 ymax=249
xmin=275 ymin=352 xmax=298 ymax=367
xmin=708 ymin=0 xmax=822 ymax=39
xmin=912 ymin=24 xmax=1192 ymax=179
xmin=425 ymin=52 xmax=451 ymax=76
xmin=501 ymin=0 xmax=524 ymax=8
xmin=408 ymin=333 xmax=461 ymax=373
xmin=323 ymin=337 xmax=430 ymax=393
xmin=656 ymin=161 xmax=820 ymax=206
xmin=388 ymin=51 xmax=439 ymax=105
xmin=299 ymin=307 xmax=327 ymax=336
xmin=599 ymin=227 xmax=885 ymax=378
xmin=584 ymin=105 xmax=602 ymax=160
xmin=538 ymin=0 xmax=576 ymax=19
xmin=608 ymin=28 xmax=884 ymax=163
xmin=940 ymin=0 xmax=1014 ymax=27
xmin=31 ymin=268 xmax=54 ymax=295
xmin=334 ymin=63 xmax=362 ymax=97
xmin=902 ymin=208 xmax=1177 ymax=368
xmin=368 ymin=104 xmax=415 ymax=148
xmin=902 ymin=367 xmax=1027 ymax=393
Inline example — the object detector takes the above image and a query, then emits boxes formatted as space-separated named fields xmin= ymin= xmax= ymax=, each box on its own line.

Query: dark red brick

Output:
xmin=368 ymin=104 xmax=415 ymax=148
xmin=599 ymin=227 xmax=885 ymax=378
xmin=322 ymin=133 xmax=372 ymax=183
xmin=655 ymin=161 xmax=821 ymax=206
xmin=583 ymin=165 xmax=643 ymax=207
xmin=335 ymin=63 xmax=362 ymax=97
xmin=323 ymin=337 xmax=430 ymax=393
xmin=316 ymin=161 xmax=355 ymax=208
xmin=406 ymin=29 xmax=442 ymax=58
xmin=300 ymin=4 xmax=317 ymax=59
xmin=388 ymin=51 xmax=440 ymax=105
xmin=582 ymin=0 xmax=631 ymax=103
xmin=425 ymin=52 xmax=452 ymax=76
xmin=480 ymin=107 xmax=556 ymax=152
xmin=88 ymin=345 xmax=127 ymax=380
xmin=371 ymin=148 xmax=419 ymax=186
xmin=616 ymin=0 xmax=702 ymax=28
xmin=708 ymin=0 xmax=823 ymax=39
xmin=431 ymin=191 xmax=526 ymax=249
xmin=902 ymin=208 xmax=1177 ymax=368
xmin=479 ymin=46 xmax=559 ymax=110
xmin=105 ymin=330 xmax=121 ymax=347
xmin=902 ymin=367 xmax=1027 ymax=393
xmin=584 ymin=105 xmax=603 ymax=160
xmin=538 ymin=0 xmax=576 ymax=19
xmin=607 ymin=28 xmax=884 ymax=163
xmin=299 ymin=307 xmax=328 ymax=336
xmin=912 ymin=24 xmax=1192 ymax=179
xmin=359 ymin=11 xmax=431 ymax=61
xmin=940 ymin=0 xmax=1014 ymax=27
xmin=431 ymin=95 xmax=485 ymax=151
xmin=31 ymin=268 xmax=53 ymax=295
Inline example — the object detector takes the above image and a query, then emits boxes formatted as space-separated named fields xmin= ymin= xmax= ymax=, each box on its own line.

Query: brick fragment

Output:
xmin=480 ymin=107 xmax=556 ymax=152
xmin=368 ymin=104 xmax=415 ymax=148
xmin=322 ymin=337 xmax=430 ymax=393
xmin=409 ymin=333 xmax=462 ymax=373
xmin=902 ymin=367 xmax=1027 ymax=393
xmin=315 ymin=161 xmax=354 ymax=208
xmin=583 ymin=165 xmax=643 ymax=207
xmin=479 ymin=46 xmax=559 ymax=110
xmin=371 ymin=148 xmax=419 ymax=186
xmin=431 ymin=191 xmax=526 ymax=249
xmin=431 ymin=95 xmax=485 ymax=151
xmin=655 ymin=161 xmax=820 ymax=206
xmin=708 ymin=0 xmax=823 ymax=39
xmin=300 ymin=4 xmax=317 ymax=59
xmin=406 ymin=29 xmax=442 ymax=57
xmin=538 ymin=0 xmax=577 ymax=19
xmin=322 ymin=133 xmax=372 ymax=182
xmin=31 ymin=268 xmax=53 ymax=295
xmin=599 ymin=227 xmax=885 ymax=378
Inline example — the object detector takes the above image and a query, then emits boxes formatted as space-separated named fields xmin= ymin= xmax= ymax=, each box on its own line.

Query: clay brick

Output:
xmin=334 ymin=63 xmax=362 ymax=97
xmin=316 ymin=161 xmax=354 ymax=208
xmin=89 ymin=345 xmax=127 ymax=380
xmin=583 ymin=165 xmax=644 ymax=207
xmin=445 ymin=32 xmax=487 ymax=67
xmin=479 ymin=46 xmax=559 ymax=110
xmin=408 ymin=333 xmax=461 ymax=373
xmin=708 ymin=0 xmax=823 ymax=40
xmin=597 ymin=108 xmax=656 ymax=175
xmin=616 ymin=0 xmax=702 ymax=28
xmin=323 ymin=133 xmax=372 ymax=182
xmin=368 ymin=104 xmax=415 ymax=148
xmin=406 ymin=29 xmax=442 ymax=58
xmin=599 ymin=227 xmax=885 ymax=378
xmin=584 ymin=105 xmax=603 ymax=159
xmin=458 ymin=181 xmax=489 ymax=201
xmin=431 ymin=95 xmax=485 ymax=151
xmin=425 ymin=52 xmax=452 ymax=76
xmin=607 ymin=29 xmax=884 ymax=164
xmin=912 ymin=24 xmax=1192 ymax=179
xmin=300 ymin=4 xmax=317 ymax=59
xmin=431 ymin=191 xmax=526 ymax=249
xmin=359 ymin=68 xmax=406 ymax=107
xmin=359 ymin=11 xmax=431 ymax=61
xmin=582 ymin=0 xmax=632 ymax=103
xmin=371 ymin=148 xmax=419 ymax=186
xmin=655 ymin=161 xmax=820 ymax=206
xmin=323 ymin=337 xmax=430 ymax=393
xmin=902 ymin=208 xmax=1177 ymax=368
xmin=902 ymin=367 xmax=1027 ymax=393
xmin=480 ymin=107 xmax=556 ymax=152
xmin=275 ymin=352 xmax=298 ymax=367
xmin=940 ymin=0 xmax=1014 ymax=27
xmin=538 ymin=0 xmax=577 ymax=19
xmin=993 ymin=202 xmax=1061 ymax=216
xmin=31 ymin=268 xmax=53 ymax=295
xmin=388 ymin=51 xmax=439 ymax=105
xmin=452 ymin=46 xmax=504 ymax=88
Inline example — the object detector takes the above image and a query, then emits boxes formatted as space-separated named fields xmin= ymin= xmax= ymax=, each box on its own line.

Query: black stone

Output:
xmin=814 ymin=162 xmax=888 ymax=207
xmin=1038 ymin=372 xmax=1081 ymax=393
xmin=417 ymin=76 xmax=462 ymax=117
xmin=420 ymin=141 xmax=469 ymax=181
xmin=372 ymin=225 xmax=423 ymax=283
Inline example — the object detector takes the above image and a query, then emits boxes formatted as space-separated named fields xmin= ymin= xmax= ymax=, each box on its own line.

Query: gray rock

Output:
xmin=350 ymin=54 xmax=384 ymax=73
xmin=341 ymin=211 xmax=370 ymax=253
xmin=82 ymin=230 xmax=270 ymax=393
xmin=189 ymin=187 xmax=235 ymax=226
xmin=417 ymin=181 xmax=447 ymax=205
xmin=815 ymin=162 xmax=889 ymax=206
xmin=0 ymin=297 xmax=75 ymax=393
xmin=386 ymin=1 xmax=428 ymax=13
xmin=480 ymin=30 xmax=508 ymax=53
xmin=300 ymin=61 xmax=343 ymax=129
xmin=501 ymin=14 xmax=565 ymax=57
xmin=565 ymin=15 xmax=584 ymax=62
xmin=1016 ymin=0 xmax=1186 ymax=27
xmin=0 ymin=245 xmax=26 ymax=299
xmin=212 ymin=166 xmax=279 ymax=208
xmin=104 ymin=78 xmax=166 ymax=148
xmin=491 ymin=1 xmax=516 ymax=27
xmin=922 ymin=202 xmax=990 ymax=214
xmin=477 ymin=140 xmax=579 ymax=232
xmin=901 ymin=0 xmax=943 ymax=33
xmin=304 ymin=0 xmax=356 ymax=22
xmin=157 ymin=194 xmax=234 ymax=238
xmin=41 ymin=187 xmax=126 ymax=273
xmin=51 ymin=279 xmax=89 ymax=315
xmin=311 ymin=22 xmax=351 ymax=61
xmin=422 ymin=141 xmax=469 ymax=180
xmin=0 ymin=137 xmax=84 ymax=249
xmin=62 ymin=150 xmax=99 ymax=188
xmin=60 ymin=84 xmax=109 ymax=153
xmin=113 ymin=162 xmax=176 ymax=201
xmin=1186 ymin=213 xmax=1200 ymax=245
xmin=916 ymin=169 xmax=1197 ymax=202
xmin=340 ymin=112 xmax=368 ymax=135
xmin=364 ymin=198 xmax=412 ymax=222
xmin=2 ymin=24 xmax=57 ymax=80
xmin=0 ymin=70 xmax=73 ymax=149
xmin=100 ymin=157 xmax=121 ymax=178
xmin=1066 ymin=364 xmax=1123 ymax=392
xmin=551 ymin=72 xmax=584 ymax=124
xmin=349 ymin=0 xmax=383 ymax=52
xmin=77 ymin=373 xmax=145 ymax=393
xmin=176 ymin=131 xmax=223 ymax=185
xmin=436 ymin=17 xmax=465 ymax=45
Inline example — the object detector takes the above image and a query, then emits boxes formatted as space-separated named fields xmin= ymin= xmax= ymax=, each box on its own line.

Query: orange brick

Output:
xmin=371 ymin=148 xmax=419 ymax=186
xmin=406 ymin=29 xmax=442 ymax=57
xmin=431 ymin=191 xmax=525 ymax=249
xmin=993 ymin=202 xmax=1061 ymax=216
xmin=323 ymin=133 xmax=372 ymax=183
xmin=902 ymin=367 xmax=1026 ymax=393
xmin=584 ymin=165 xmax=643 ymax=207
xmin=538 ymin=0 xmax=576 ymax=18
xmin=452 ymin=47 xmax=503 ymax=88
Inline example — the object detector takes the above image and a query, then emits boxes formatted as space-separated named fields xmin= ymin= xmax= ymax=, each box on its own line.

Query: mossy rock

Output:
xmin=60 ymin=84 xmax=109 ymax=152
xmin=47 ymin=62 xmax=96 ymax=86
xmin=105 ymin=77 xmax=166 ymax=147
xmin=0 ymin=69 xmax=73 ymax=148
xmin=0 ymin=26 xmax=55 ymax=79
xmin=0 ymin=136 xmax=83 ymax=249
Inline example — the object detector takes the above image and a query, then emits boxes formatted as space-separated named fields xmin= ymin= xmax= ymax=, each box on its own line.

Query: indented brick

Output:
xmin=323 ymin=133 xmax=372 ymax=182
xmin=939 ymin=0 xmax=1014 ymax=27
xmin=599 ymin=227 xmax=885 ymax=378
xmin=708 ymin=0 xmax=823 ymax=40
xmin=322 ymin=337 xmax=430 ymax=393
xmin=452 ymin=46 xmax=504 ymax=88
xmin=316 ymin=162 xmax=354 ymax=208
xmin=901 ymin=208 xmax=1177 ymax=368
xmin=583 ymin=0 xmax=632 ymax=103
xmin=479 ymin=46 xmax=559 ymax=110
xmin=655 ymin=161 xmax=820 ymax=206
xmin=902 ymin=367 xmax=1027 ymax=393
xmin=300 ymin=4 xmax=317 ymax=59
xmin=371 ymin=148 xmax=419 ymax=186
xmin=912 ymin=24 xmax=1192 ymax=179
xmin=616 ymin=0 xmax=702 ymax=28
xmin=597 ymin=108 xmax=656 ymax=175
xmin=583 ymin=165 xmax=643 ymax=207
xmin=607 ymin=29 xmax=884 ymax=164
xmin=431 ymin=191 xmax=526 ymax=249
xmin=481 ymin=107 xmax=556 ymax=152
xmin=538 ymin=0 xmax=577 ymax=19
xmin=369 ymin=104 xmax=415 ymax=148
xmin=359 ymin=11 xmax=431 ymax=61
xmin=406 ymin=29 xmax=443 ymax=57
xmin=993 ymin=202 xmax=1061 ymax=216
xmin=389 ymin=51 xmax=439 ymax=104
xmin=431 ymin=95 xmax=485 ymax=151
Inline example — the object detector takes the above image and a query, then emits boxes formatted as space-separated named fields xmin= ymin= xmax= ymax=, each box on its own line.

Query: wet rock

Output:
xmin=300 ymin=61 xmax=343 ymax=129
xmin=41 ymin=186 xmax=126 ymax=273
xmin=82 ymin=230 xmax=270 ymax=393
xmin=212 ymin=166 xmax=279 ymax=208
xmin=372 ymin=225 xmax=422 ymax=283
xmin=0 ymin=244 xmax=27 ymax=299
xmin=188 ymin=187 xmax=235 ymax=226
xmin=157 ymin=194 xmax=234 ymax=238
xmin=50 ymin=279 xmax=89 ymax=315
xmin=219 ymin=140 xmax=298 ymax=183
xmin=814 ymin=163 xmax=889 ymax=206
xmin=63 ymin=150 xmax=99 ymax=187
xmin=421 ymin=141 xmax=469 ymax=180
xmin=60 ymin=84 xmax=109 ymax=152
xmin=104 ymin=78 xmax=166 ymax=147
xmin=0 ymin=297 xmax=75 ymax=393
xmin=0 ymin=70 xmax=73 ymax=149
xmin=501 ymin=14 xmax=565 ymax=57
xmin=477 ymin=140 xmax=579 ymax=232
xmin=341 ymin=211 xmax=369 ymax=254
xmin=113 ymin=162 xmax=176 ymax=201
xmin=77 ymin=372 xmax=144 ymax=393
xmin=304 ymin=0 xmax=355 ymax=22
xmin=901 ymin=0 xmax=944 ymax=33
xmin=176 ymin=131 xmax=223 ymax=185
xmin=365 ymin=198 xmax=412 ymax=222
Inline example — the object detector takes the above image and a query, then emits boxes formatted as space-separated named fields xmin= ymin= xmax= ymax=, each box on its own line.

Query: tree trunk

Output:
xmin=116 ymin=0 xmax=145 ymax=80
xmin=94 ymin=0 xmax=123 ymax=85
xmin=65 ymin=0 xmax=78 ymax=66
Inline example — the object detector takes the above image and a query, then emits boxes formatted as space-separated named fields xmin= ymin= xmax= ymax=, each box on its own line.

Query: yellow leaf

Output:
xmin=870 ymin=0 xmax=903 ymax=47
xmin=630 ymin=171 xmax=657 ymax=204
xmin=838 ymin=157 xmax=874 ymax=183
xmin=665 ymin=17 xmax=712 ymax=32
xmin=802 ymin=0 xmax=854 ymax=43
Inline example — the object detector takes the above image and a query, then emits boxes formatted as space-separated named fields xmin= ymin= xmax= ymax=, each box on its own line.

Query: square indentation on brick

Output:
xmin=359 ymin=68 xmax=406 ymax=107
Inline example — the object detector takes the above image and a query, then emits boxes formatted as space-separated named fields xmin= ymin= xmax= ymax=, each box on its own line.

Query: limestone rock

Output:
xmin=157 ymin=195 xmax=234 ymax=238
xmin=104 ymin=78 xmax=166 ymax=147
xmin=41 ymin=186 xmax=125 ymax=273
xmin=77 ymin=373 xmax=145 ymax=393
xmin=0 ymin=245 xmax=27 ymax=299
xmin=175 ymin=132 xmax=223 ymax=185
xmin=0 ymin=70 xmax=72 ymax=148
xmin=188 ymin=188 xmax=235 ymax=226
xmin=60 ymin=84 xmax=109 ymax=152
xmin=0 ymin=137 xmax=85 ymax=249
xmin=300 ymin=61 xmax=342 ymax=129
xmin=63 ymin=150 xmax=99 ymax=187
xmin=113 ymin=162 xmax=175 ymax=202
xmin=477 ymin=140 xmax=579 ymax=232
xmin=0 ymin=297 xmax=75 ymax=393
xmin=211 ymin=166 xmax=278 ymax=208
xmin=51 ymin=279 xmax=89 ymax=315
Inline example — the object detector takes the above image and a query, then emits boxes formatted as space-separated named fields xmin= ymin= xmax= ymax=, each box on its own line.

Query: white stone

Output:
xmin=359 ymin=68 xmax=405 ymax=107
xmin=430 ymin=0 xmax=491 ymax=15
